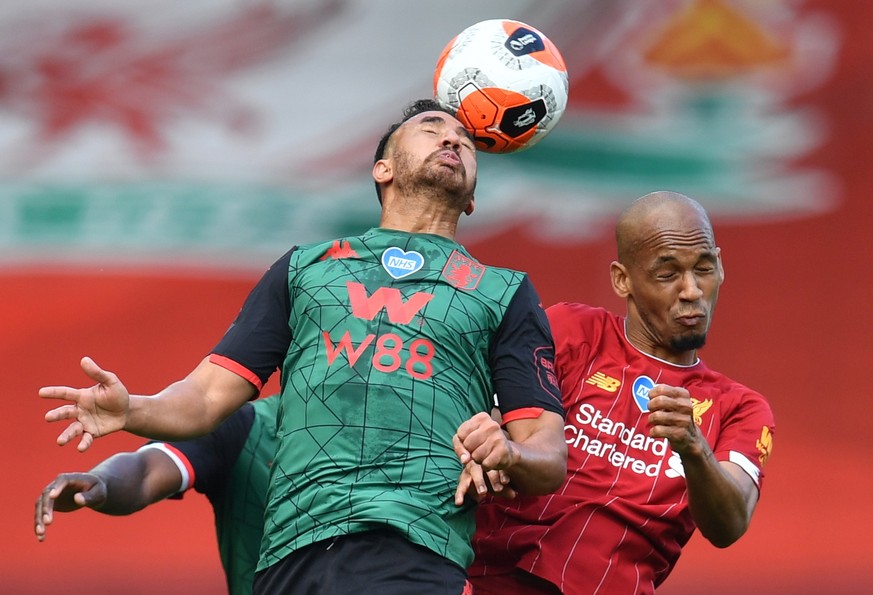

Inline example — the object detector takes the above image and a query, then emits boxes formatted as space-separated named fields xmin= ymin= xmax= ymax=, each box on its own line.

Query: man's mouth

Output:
xmin=676 ymin=314 xmax=705 ymax=327
xmin=434 ymin=150 xmax=461 ymax=166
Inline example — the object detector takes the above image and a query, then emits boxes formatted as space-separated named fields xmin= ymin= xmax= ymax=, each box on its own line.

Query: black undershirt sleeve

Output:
xmin=211 ymin=248 xmax=296 ymax=386
xmin=489 ymin=275 xmax=564 ymax=417
xmin=164 ymin=402 xmax=256 ymax=502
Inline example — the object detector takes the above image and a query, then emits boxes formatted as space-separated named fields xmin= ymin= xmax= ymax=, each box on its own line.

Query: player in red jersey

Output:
xmin=469 ymin=191 xmax=775 ymax=594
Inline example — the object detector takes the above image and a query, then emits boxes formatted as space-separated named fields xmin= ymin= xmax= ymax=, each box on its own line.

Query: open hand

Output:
xmin=40 ymin=357 xmax=130 ymax=452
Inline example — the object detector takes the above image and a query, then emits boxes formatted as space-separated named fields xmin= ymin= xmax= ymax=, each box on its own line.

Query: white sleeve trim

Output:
xmin=136 ymin=443 xmax=190 ymax=494
xmin=728 ymin=450 xmax=761 ymax=487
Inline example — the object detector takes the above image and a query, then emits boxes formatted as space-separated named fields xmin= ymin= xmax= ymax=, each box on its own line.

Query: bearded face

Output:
xmin=390 ymin=144 xmax=476 ymax=211
xmin=669 ymin=332 xmax=707 ymax=352
xmin=378 ymin=111 xmax=478 ymax=213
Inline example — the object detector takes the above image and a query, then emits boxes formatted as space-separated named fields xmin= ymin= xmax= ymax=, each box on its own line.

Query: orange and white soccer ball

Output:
xmin=434 ymin=19 xmax=569 ymax=154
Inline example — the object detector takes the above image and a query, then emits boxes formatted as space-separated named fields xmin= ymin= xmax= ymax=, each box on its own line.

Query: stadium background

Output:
xmin=2 ymin=1 xmax=871 ymax=593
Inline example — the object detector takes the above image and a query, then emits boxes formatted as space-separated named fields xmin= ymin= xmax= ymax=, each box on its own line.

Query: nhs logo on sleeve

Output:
xmin=632 ymin=375 xmax=655 ymax=413
xmin=381 ymin=247 xmax=424 ymax=279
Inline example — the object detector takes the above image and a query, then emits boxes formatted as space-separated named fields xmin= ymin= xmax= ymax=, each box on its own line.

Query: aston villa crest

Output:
xmin=441 ymin=250 xmax=485 ymax=290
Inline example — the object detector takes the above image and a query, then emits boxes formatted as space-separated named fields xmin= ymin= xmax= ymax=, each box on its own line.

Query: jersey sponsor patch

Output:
xmin=664 ymin=451 xmax=685 ymax=478
xmin=381 ymin=247 xmax=424 ymax=279
xmin=566 ymin=402 xmax=668 ymax=477
xmin=632 ymin=375 xmax=655 ymax=412
xmin=441 ymin=250 xmax=485 ymax=290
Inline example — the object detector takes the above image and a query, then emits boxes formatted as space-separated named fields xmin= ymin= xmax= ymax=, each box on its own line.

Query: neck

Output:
xmin=379 ymin=194 xmax=462 ymax=239
xmin=623 ymin=318 xmax=700 ymax=366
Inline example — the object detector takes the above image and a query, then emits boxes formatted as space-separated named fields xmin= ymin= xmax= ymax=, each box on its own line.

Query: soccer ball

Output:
xmin=433 ymin=19 xmax=569 ymax=154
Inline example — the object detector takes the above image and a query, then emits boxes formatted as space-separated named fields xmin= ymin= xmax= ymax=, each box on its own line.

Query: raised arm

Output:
xmin=41 ymin=356 xmax=256 ymax=451
xmin=34 ymin=448 xmax=183 ymax=541
xmin=647 ymin=384 xmax=758 ymax=547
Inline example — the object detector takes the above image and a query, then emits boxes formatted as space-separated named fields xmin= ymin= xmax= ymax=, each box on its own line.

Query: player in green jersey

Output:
xmin=41 ymin=99 xmax=567 ymax=594
xmin=35 ymin=396 xmax=279 ymax=595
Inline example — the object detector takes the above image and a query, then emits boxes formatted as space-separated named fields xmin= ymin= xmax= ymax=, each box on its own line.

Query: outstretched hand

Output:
xmin=40 ymin=357 xmax=130 ymax=452
xmin=34 ymin=472 xmax=107 ymax=541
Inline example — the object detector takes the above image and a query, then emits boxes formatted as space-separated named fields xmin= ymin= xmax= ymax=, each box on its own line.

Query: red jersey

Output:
xmin=470 ymin=303 xmax=775 ymax=595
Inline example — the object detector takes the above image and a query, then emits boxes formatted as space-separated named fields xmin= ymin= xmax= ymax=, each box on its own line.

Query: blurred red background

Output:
xmin=2 ymin=1 xmax=872 ymax=593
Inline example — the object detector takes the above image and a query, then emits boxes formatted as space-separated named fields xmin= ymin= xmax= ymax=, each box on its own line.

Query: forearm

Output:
xmin=126 ymin=384 xmax=218 ymax=440
xmin=681 ymin=443 xmax=757 ymax=547
xmin=504 ymin=412 xmax=568 ymax=496
xmin=87 ymin=453 xmax=168 ymax=515
xmin=504 ymin=439 xmax=567 ymax=496
xmin=125 ymin=358 xmax=254 ymax=440
xmin=647 ymin=387 xmax=758 ymax=547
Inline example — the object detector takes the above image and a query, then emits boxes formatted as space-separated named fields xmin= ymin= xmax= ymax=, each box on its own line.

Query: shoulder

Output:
xmin=547 ymin=301 xmax=610 ymax=316
xmin=439 ymin=249 xmax=529 ymax=299
xmin=289 ymin=236 xmax=349 ymax=261
xmin=696 ymin=364 xmax=774 ymax=419
xmin=545 ymin=302 xmax=624 ymax=358
xmin=697 ymin=363 xmax=765 ymax=399
xmin=282 ymin=236 xmax=367 ymax=280
xmin=546 ymin=302 xmax=617 ymax=329
xmin=447 ymin=248 xmax=527 ymax=287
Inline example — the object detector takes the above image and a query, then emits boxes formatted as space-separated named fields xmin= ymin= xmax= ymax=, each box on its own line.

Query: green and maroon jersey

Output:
xmin=210 ymin=228 xmax=563 ymax=572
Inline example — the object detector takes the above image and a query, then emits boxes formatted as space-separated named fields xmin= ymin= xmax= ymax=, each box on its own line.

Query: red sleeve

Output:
xmin=712 ymin=385 xmax=775 ymax=489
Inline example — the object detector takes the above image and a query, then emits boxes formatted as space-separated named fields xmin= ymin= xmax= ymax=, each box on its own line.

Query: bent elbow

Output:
xmin=513 ymin=451 xmax=568 ymax=496
xmin=540 ymin=445 xmax=568 ymax=494
xmin=542 ymin=474 xmax=565 ymax=495
xmin=707 ymin=535 xmax=739 ymax=549
xmin=701 ymin=522 xmax=748 ymax=549
xmin=537 ymin=450 xmax=569 ymax=495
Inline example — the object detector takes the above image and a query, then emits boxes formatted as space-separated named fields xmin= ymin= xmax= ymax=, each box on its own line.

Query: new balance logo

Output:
xmin=586 ymin=371 xmax=621 ymax=393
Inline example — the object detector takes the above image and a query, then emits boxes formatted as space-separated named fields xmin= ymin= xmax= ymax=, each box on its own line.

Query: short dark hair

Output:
xmin=373 ymin=99 xmax=454 ymax=203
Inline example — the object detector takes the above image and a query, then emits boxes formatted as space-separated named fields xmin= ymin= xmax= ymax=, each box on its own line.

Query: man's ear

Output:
xmin=610 ymin=261 xmax=631 ymax=299
xmin=464 ymin=196 xmax=475 ymax=216
xmin=716 ymin=246 xmax=725 ymax=285
xmin=373 ymin=159 xmax=393 ymax=186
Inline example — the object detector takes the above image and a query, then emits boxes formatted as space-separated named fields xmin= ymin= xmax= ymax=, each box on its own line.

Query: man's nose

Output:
xmin=679 ymin=272 xmax=704 ymax=300
xmin=441 ymin=128 xmax=462 ymax=149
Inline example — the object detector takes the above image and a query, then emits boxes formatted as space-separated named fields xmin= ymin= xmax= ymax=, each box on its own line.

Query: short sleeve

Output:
xmin=211 ymin=249 xmax=295 ymax=388
xmin=490 ymin=276 xmax=564 ymax=418
xmin=713 ymin=390 xmax=775 ymax=489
